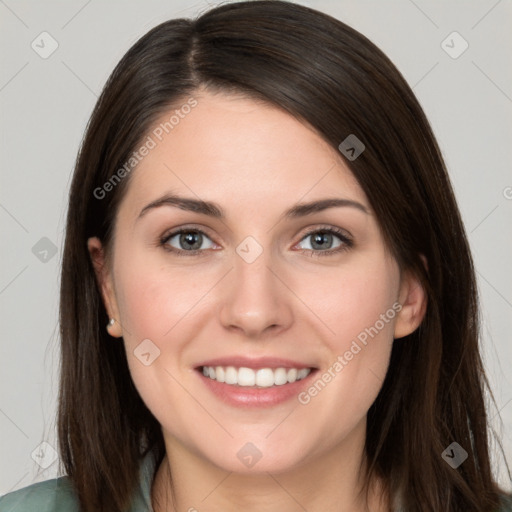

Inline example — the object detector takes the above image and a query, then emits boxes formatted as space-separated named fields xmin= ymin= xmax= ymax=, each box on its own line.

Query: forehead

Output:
xmin=120 ymin=91 xmax=368 ymax=219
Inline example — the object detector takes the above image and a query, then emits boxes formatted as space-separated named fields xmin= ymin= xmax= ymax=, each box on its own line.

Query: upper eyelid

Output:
xmin=161 ymin=224 xmax=217 ymax=243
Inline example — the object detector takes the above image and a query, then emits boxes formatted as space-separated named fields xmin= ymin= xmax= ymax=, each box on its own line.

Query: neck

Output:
xmin=151 ymin=420 xmax=391 ymax=512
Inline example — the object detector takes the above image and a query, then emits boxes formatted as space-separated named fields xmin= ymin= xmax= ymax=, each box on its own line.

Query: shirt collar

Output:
xmin=128 ymin=447 xmax=160 ymax=511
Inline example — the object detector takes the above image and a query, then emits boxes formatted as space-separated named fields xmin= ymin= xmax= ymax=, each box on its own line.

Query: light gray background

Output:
xmin=1 ymin=0 xmax=511 ymax=496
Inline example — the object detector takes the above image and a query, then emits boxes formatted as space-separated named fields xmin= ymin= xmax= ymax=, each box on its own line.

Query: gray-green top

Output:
xmin=0 ymin=449 xmax=157 ymax=512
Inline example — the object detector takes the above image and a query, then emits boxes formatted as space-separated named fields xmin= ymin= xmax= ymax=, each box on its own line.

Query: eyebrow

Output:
xmin=137 ymin=193 xmax=369 ymax=220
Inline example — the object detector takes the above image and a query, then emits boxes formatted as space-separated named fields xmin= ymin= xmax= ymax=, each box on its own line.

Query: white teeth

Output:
xmin=297 ymin=368 xmax=310 ymax=380
xmin=274 ymin=368 xmax=288 ymax=385
xmin=238 ymin=367 xmax=256 ymax=386
xmin=201 ymin=365 xmax=312 ymax=387
xmin=225 ymin=366 xmax=238 ymax=385
xmin=215 ymin=366 xmax=225 ymax=383
xmin=256 ymin=368 xmax=274 ymax=387
xmin=287 ymin=368 xmax=297 ymax=382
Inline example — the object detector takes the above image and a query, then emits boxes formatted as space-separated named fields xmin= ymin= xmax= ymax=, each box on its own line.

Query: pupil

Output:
xmin=181 ymin=232 xmax=201 ymax=250
xmin=312 ymin=232 xmax=331 ymax=250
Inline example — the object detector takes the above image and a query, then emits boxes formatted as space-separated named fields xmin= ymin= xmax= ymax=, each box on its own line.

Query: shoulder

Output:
xmin=0 ymin=447 xmax=159 ymax=512
xmin=0 ymin=476 xmax=79 ymax=512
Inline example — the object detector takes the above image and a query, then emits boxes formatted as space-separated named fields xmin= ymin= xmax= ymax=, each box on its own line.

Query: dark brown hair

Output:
xmin=58 ymin=1 xmax=511 ymax=511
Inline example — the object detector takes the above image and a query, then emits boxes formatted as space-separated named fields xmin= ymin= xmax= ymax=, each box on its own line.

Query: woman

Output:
xmin=1 ymin=1 xmax=510 ymax=511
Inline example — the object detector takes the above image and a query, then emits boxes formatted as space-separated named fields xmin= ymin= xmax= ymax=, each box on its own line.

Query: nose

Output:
xmin=219 ymin=246 xmax=293 ymax=339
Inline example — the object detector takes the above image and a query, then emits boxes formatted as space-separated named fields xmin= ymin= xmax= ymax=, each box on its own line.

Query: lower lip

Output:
xmin=196 ymin=368 xmax=317 ymax=408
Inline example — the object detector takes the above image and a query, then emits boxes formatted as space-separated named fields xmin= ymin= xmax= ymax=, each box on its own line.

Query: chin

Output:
xmin=197 ymin=438 xmax=312 ymax=475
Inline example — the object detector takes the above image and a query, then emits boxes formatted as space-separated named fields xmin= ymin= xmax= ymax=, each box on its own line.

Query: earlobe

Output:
xmin=393 ymin=264 xmax=428 ymax=340
xmin=87 ymin=237 xmax=122 ymax=338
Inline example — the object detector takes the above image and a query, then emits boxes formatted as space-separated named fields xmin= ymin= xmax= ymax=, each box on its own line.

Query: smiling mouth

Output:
xmin=197 ymin=365 xmax=316 ymax=388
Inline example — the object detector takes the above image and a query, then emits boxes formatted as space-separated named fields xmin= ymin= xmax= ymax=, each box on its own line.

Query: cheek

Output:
xmin=299 ymin=253 xmax=400 ymax=350
xmin=111 ymin=254 xmax=208 ymax=425
xmin=298 ymin=254 xmax=399 ymax=419
xmin=113 ymin=254 xmax=213 ymax=345
xmin=298 ymin=255 xmax=398 ymax=410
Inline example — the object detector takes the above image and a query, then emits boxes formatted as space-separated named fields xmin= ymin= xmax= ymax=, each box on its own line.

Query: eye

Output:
xmin=159 ymin=225 xmax=353 ymax=258
xmin=160 ymin=228 xmax=216 ymax=256
xmin=295 ymin=227 xmax=353 ymax=257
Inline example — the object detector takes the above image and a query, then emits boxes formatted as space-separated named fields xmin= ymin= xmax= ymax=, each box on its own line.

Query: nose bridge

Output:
xmin=219 ymin=234 xmax=292 ymax=336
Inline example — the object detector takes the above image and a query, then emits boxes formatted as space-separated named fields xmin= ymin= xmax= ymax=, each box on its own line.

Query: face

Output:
xmin=89 ymin=89 xmax=425 ymax=474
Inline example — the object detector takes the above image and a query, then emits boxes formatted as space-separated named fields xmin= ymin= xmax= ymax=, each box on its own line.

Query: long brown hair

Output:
xmin=58 ymin=1 xmax=511 ymax=510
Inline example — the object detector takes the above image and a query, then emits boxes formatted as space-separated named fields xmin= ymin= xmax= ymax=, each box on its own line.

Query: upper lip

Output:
xmin=196 ymin=356 xmax=317 ymax=370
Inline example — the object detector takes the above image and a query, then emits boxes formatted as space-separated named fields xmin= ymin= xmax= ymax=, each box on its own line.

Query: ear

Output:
xmin=87 ymin=237 xmax=122 ymax=338
xmin=394 ymin=256 xmax=428 ymax=339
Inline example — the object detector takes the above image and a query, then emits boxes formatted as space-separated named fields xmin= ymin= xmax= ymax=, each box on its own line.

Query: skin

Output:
xmin=88 ymin=89 xmax=427 ymax=512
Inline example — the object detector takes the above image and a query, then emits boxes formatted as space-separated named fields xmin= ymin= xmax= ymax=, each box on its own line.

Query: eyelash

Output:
xmin=159 ymin=225 xmax=353 ymax=258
